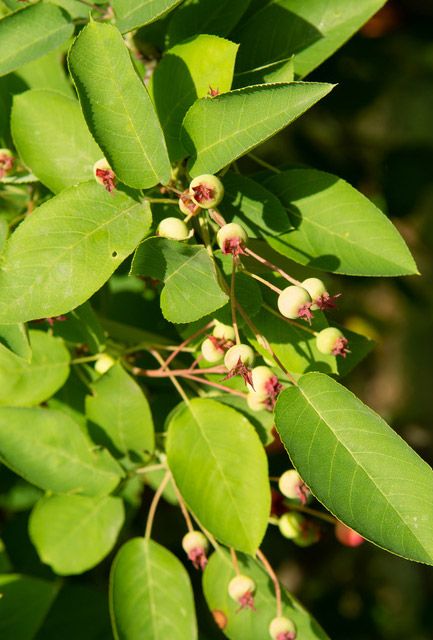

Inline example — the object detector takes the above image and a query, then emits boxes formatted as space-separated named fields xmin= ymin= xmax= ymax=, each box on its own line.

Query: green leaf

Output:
xmin=220 ymin=172 xmax=290 ymax=239
xmin=150 ymin=34 xmax=238 ymax=161
xmin=0 ymin=323 xmax=30 ymax=360
xmin=86 ymin=363 xmax=154 ymax=459
xmin=213 ymin=395 xmax=275 ymax=446
xmin=0 ymin=3 xmax=73 ymax=78
xmin=113 ymin=0 xmax=183 ymax=33
xmin=0 ymin=574 xmax=59 ymax=640
xmin=233 ymin=56 xmax=294 ymax=88
xmin=264 ymin=169 xmax=418 ymax=276
xmin=0 ymin=182 xmax=151 ymax=324
xmin=68 ymin=22 xmax=171 ymax=189
xmin=166 ymin=398 xmax=270 ymax=553
xmin=231 ymin=0 xmax=386 ymax=79
xmin=0 ymin=329 xmax=70 ymax=407
xmin=29 ymin=494 xmax=125 ymax=575
xmin=203 ymin=550 xmax=329 ymax=640
xmin=53 ymin=302 xmax=106 ymax=354
xmin=11 ymin=90 xmax=102 ymax=193
xmin=166 ymin=0 xmax=251 ymax=46
xmin=182 ymin=82 xmax=334 ymax=176
xmin=14 ymin=47 xmax=74 ymax=98
xmin=0 ymin=407 xmax=123 ymax=496
xmin=130 ymin=238 xmax=228 ymax=323
xmin=110 ymin=537 xmax=197 ymax=639
xmin=275 ymin=373 xmax=433 ymax=565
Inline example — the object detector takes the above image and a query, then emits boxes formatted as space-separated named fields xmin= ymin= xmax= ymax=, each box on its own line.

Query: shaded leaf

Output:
xmin=0 ymin=323 xmax=30 ymax=360
xmin=167 ymin=398 xmax=270 ymax=553
xmin=113 ymin=0 xmax=183 ymax=33
xmin=233 ymin=56 xmax=294 ymax=88
xmin=275 ymin=373 xmax=433 ymax=565
xmin=0 ymin=182 xmax=151 ymax=324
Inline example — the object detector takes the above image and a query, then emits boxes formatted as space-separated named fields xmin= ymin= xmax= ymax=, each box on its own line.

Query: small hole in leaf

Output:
xmin=112 ymin=251 xmax=118 ymax=258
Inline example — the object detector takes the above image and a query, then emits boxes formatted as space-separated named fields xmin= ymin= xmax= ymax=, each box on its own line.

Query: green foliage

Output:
xmin=113 ymin=0 xmax=183 ymax=33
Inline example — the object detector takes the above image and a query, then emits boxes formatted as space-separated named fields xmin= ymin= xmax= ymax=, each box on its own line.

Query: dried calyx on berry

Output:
xmin=269 ymin=616 xmax=297 ymax=640
xmin=302 ymin=277 xmax=340 ymax=311
xmin=0 ymin=149 xmax=14 ymax=179
xmin=278 ymin=469 xmax=311 ymax=505
xmin=157 ymin=217 xmax=190 ymax=241
xmin=228 ymin=574 xmax=256 ymax=610
xmin=224 ymin=344 xmax=255 ymax=386
xmin=93 ymin=158 xmax=116 ymax=193
xmin=94 ymin=353 xmax=115 ymax=375
xmin=278 ymin=286 xmax=313 ymax=323
xmin=179 ymin=190 xmax=200 ymax=216
xmin=247 ymin=366 xmax=282 ymax=410
xmin=189 ymin=174 xmax=224 ymax=209
xmin=316 ymin=327 xmax=349 ymax=358
xmin=217 ymin=222 xmax=248 ymax=256
xmin=182 ymin=531 xmax=209 ymax=570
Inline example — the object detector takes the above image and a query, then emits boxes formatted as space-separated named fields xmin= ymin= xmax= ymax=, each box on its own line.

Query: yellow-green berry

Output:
xmin=277 ymin=286 xmax=312 ymax=320
xmin=157 ymin=217 xmax=190 ymax=241
xmin=278 ymin=512 xmax=305 ymax=539
xmin=190 ymin=174 xmax=224 ymax=208
xmin=278 ymin=470 xmax=311 ymax=504
xmin=201 ymin=338 xmax=223 ymax=363
xmin=224 ymin=344 xmax=255 ymax=370
xmin=302 ymin=277 xmax=327 ymax=310
xmin=269 ymin=616 xmax=297 ymax=640
xmin=94 ymin=353 xmax=115 ymax=375
xmin=213 ymin=321 xmax=236 ymax=342
xmin=315 ymin=327 xmax=349 ymax=358
xmin=217 ymin=223 xmax=248 ymax=255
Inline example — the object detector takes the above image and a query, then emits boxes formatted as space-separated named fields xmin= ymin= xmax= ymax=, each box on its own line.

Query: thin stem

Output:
xmin=231 ymin=260 xmax=241 ymax=345
xmin=132 ymin=365 xmax=226 ymax=378
xmin=244 ymin=247 xmax=301 ymax=286
xmin=180 ymin=374 xmax=248 ymax=398
xmin=163 ymin=321 xmax=214 ymax=369
xmin=288 ymin=502 xmax=337 ymax=525
xmin=150 ymin=350 xmax=190 ymax=405
xmin=248 ymin=153 xmax=281 ymax=174
xmin=243 ymin=271 xmax=282 ymax=295
xmin=123 ymin=343 xmax=195 ymax=355
xmin=256 ymin=549 xmax=282 ymax=617
xmin=145 ymin=471 xmax=171 ymax=539
xmin=71 ymin=355 xmax=100 ymax=365
xmin=145 ymin=197 xmax=179 ymax=204
xmin=136 ymin=463 xmax=165 ymax=475
xmin=230 ymin=547 xmax=240 ymax=575
xmin=169 ymin=473 xmax=194 ymax=532
xmin=263 ymin=303 xmax=317 ymax=335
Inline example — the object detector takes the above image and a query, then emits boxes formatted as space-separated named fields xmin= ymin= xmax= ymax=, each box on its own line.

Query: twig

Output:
xmin=136 ymin=463 xmax=165 ymax=475
xmin=145 ymin=471 xmax=171 ymax=539
xmin=243 ymin=271 xmax=282 ymax=294
xmin=180 ymin=374 xmax=248 ymax=398
xmin=150 ymin=350 xmax=190 ymax=405
xmin=231 ymin=259 xmax=241 ymax=344
xmin=244 ymin=247 xmax=301 ymax=286
xmin=162 ymin=321 xmax=214 ymax=368
xmin=168 ymin=473 xmax=194 ymax=532
xmin=263 ymin=303 xmax=317 ymax=336
xmin=230 ymin=547 xmax=240 ymax=575
xmin=256 ymin=549 xmax=282 ymax=617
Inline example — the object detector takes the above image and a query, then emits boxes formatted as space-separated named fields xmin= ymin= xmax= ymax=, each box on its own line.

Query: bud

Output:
xmin=278 ymin=470 xmax=311 ymax=504
xmin=315 ymin=327 xmax=349 ymax=358
xmin=217 ymin=222 xmax=248 ymax=256
xmin=277 ymin=286 xmax=312 ymax=322
xmin=269 ymin=616 xmax=297 ymax=640
xmin=157 ymin=217 xmax=190 ymax=241
xmin=182 ymin=531 xmax=209 ymax=570
xmin=212 ymin=321 xmax=236 ymax=342
xmin=227 ymin=574 xmax=256 ymax=610
xmin=94 ymin=353 xmax=115 ymax=374
xmin=189 ymin=174 xmax=224 ymax=209
xmin=201 ymin=337 xmax=224 ymax=363
xmin=93 ymin=158 xmax=116 ymax=192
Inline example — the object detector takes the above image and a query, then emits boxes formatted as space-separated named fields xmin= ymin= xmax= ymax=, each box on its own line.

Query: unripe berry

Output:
xmin=201 ymin=338 xmax=223 ymax=363
xmin=189 ymin=174 xmax=224 ymax=208
xmin=224 ymin=344 xmax=255 ymax=371
xmin=316 ymin=327 xmax=349 ymax=358
xmin=248 ymin=366 xmax=275 ymax=396
xmin=212 ymin=321 xmax=236 ymax=342
xmin=93 ymin=158 xmax=116 ymax=192
xmin=292 ymin=520 xmax=320 ymax=547
xmin=335 ymin=522 xmax=364 ymax=547
xmin=269 ymin=616 xmax=297 ymax=640
xmin=157 ymin=217 xmax=190 ymax=241
xmin=246 ymin=391 xmax=266 ymax=412
xmin=278 ymin=512 xmax=304 ymax=539
xmin=0 ymin=148 xmax=14 ymax=179
xmin=94 ymin=353 xmax=115 ymax=374
xmin=277 ymin=286 xmax=312 ymax=320
xmin=217 ymin=223 xmax=248 ymax=255
xmin=179 ymin=192 xmax=200 ymax=216
xmin=302 ymin=277 xmax=327 ymax=310
xmin=228 ymin=574 xmax=256 ymax=609
xmin=278 ymin=470 xmax=311 ymax=504
xmin=182 ymin=531 xmax=209 ymax=555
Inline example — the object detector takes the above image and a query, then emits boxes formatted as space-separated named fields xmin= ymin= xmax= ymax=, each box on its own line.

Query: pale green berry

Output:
xmin=182 ymin=531 xmax=209 ymax=555
xmin=316 ymin=327 xmax=345 ymax=355
xmin=278 ymin=512 xmax=305 ymax=539
xmin=224 ymin=344 xmax=255 ymax=370
xmin=277 ymin=286 xmax=311 ymax=320
xmin=302 ymin=277 xmax=327 ymax=310
xmin=94 ymin=353 xmax=115 ymax=375
xmin=179 ymin=193 xmax=200 ymax=216
xmin=217 ymin=223 xmax=248 ymax=254
xmin=269 ymin=616 xmax=297 ymax=640
xmin=189 ymin=174 xmax=224 ymax=208
xmin=212 ymin=321 xmax=236 ymax=342
xmin=228 ymin=575 xmax=255 ymax=602
xmin=248 ymin=365 xmax=275 ymax=396
xmin=157 ymin=217 xmax=190 ymax=241
xmin=201 ymin=338 xmax=223 ymax=363
xmin=247 ymin=391 xmax=266 ymax=412
xmin=93 ymin=158 xmax=116 ymax=192
xmin=278 ymin=470 xmax=310 ymax=503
